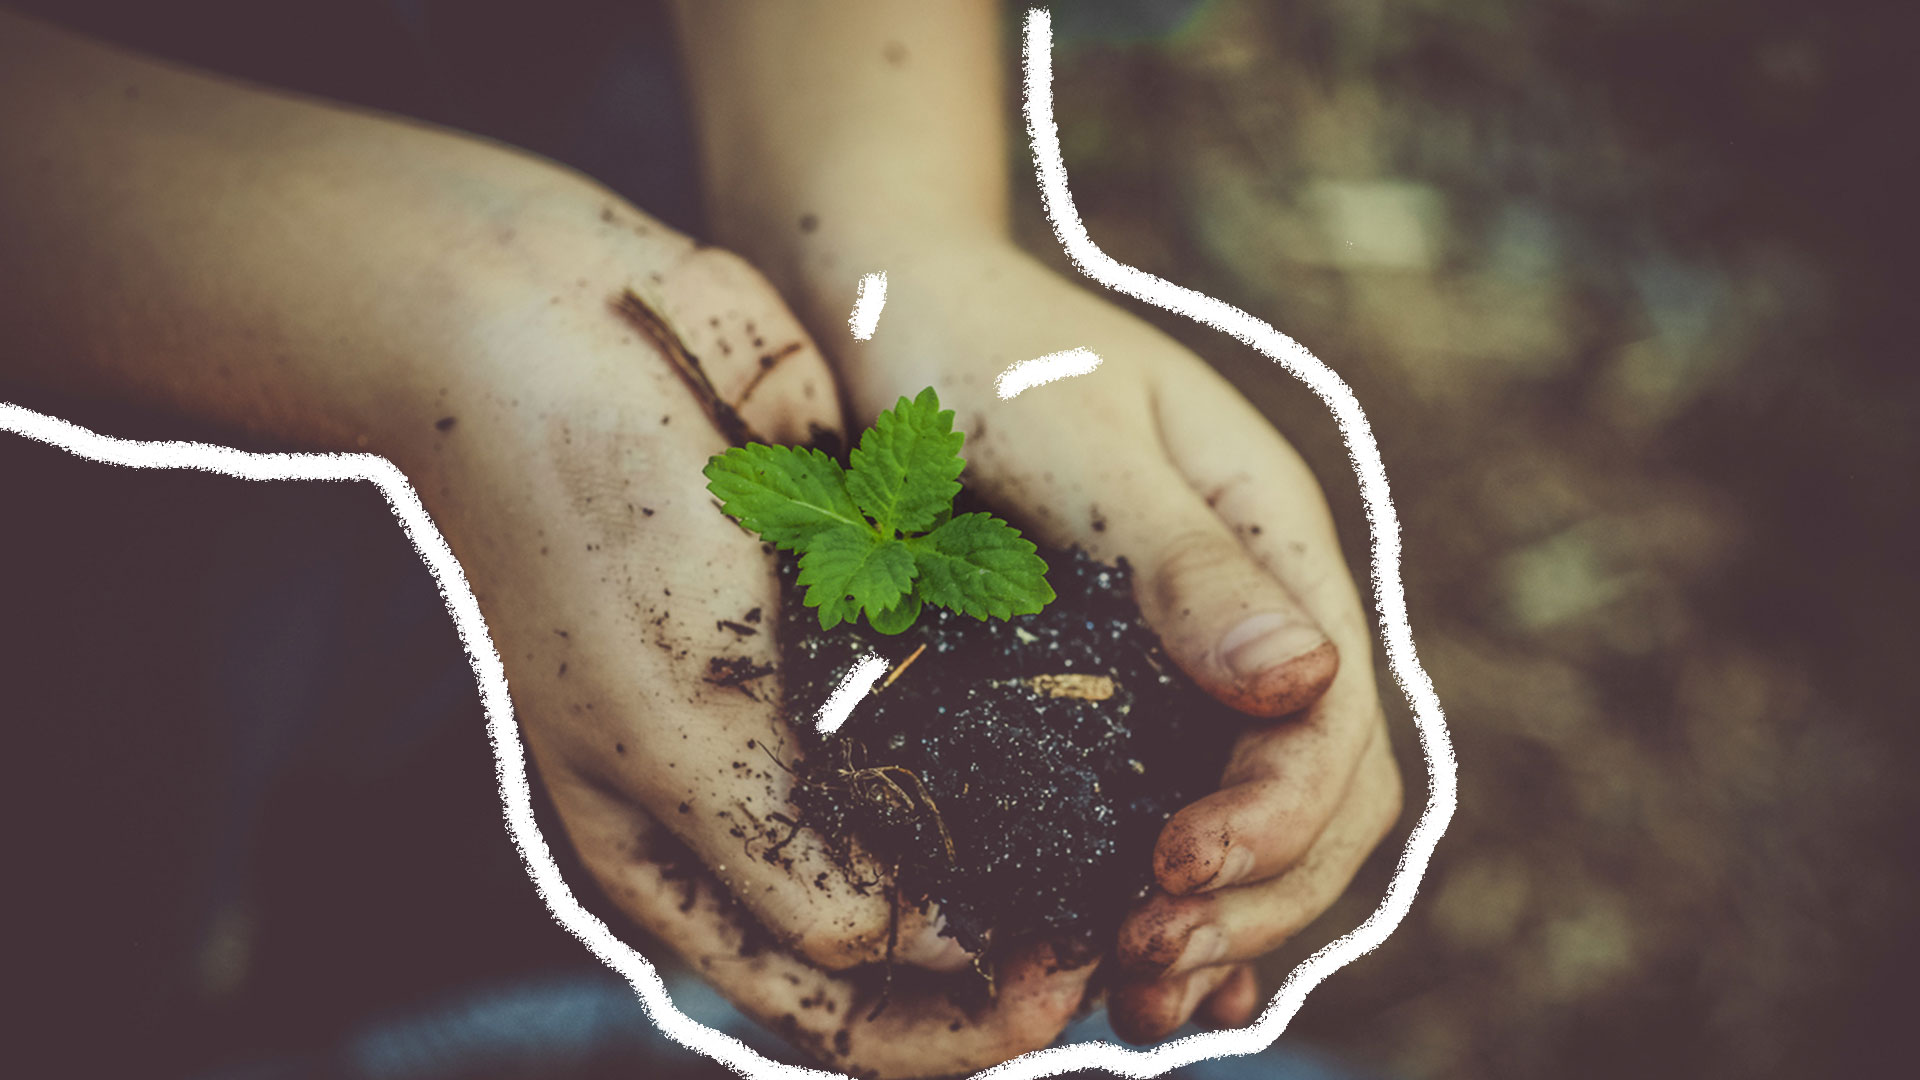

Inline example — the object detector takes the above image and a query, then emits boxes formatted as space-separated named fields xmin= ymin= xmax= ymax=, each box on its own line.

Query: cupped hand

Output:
xmin=380 ymin=188 xmax=1095 ymax=1070
xmin=809 ymin=239 xmax=1404 ymax=1042
xmin=0 ymin=14 xmax=1096 ymax=1071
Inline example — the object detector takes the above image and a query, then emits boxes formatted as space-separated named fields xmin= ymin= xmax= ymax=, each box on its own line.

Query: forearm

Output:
xmin=668 ymin=0 xmax=1012 ymax=311
xmin=0 ymin=12 xmax=584 ymax=452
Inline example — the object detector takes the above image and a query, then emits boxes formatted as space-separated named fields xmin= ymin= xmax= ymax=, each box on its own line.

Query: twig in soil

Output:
xmin=612 ymin=289 xmax=763 ymax=448
xmin=1024 ymin=672 xmax=1117 ymax=701
xmin=877 ymin=643 xmax=928 ymax=693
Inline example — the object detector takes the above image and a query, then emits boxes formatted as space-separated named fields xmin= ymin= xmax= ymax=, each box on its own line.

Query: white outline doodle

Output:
xmin=0 ymin=10 xmax=1454 ymax=1078
xmin=996 ymin=9 xmax=1458 ymax=1076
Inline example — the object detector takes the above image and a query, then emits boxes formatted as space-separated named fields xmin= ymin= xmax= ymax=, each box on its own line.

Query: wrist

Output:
xmin=719 ymin=208 xmax=1021 ymax=355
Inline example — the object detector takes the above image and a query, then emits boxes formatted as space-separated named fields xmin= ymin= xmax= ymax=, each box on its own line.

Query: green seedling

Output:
xmin=704 ymin=388 xmax=1053 ymax=634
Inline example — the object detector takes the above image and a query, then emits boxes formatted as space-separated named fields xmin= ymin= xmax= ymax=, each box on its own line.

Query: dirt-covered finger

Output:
xmin=837 ymin=941 xmax=1098 ymax=1077
xmin=1115 ymin=886 xmax=1217 ymax=975
xmin=1195 ymin=964 xmax=1260 ymax=1030
xmin=1145 ymin=359 xmax=1387 ymax=894
xmin=492 ymin=426 xmax=923 ymax=974
xmin=1150 ymin=664 xmax=1386 ymax=896
xmin=535 ymin=756 xmax=898 ymax=973
xmin=1129 ymin=733 xmax=1402 ymax=976
xmin=1107 ymin=962 xmax=1239 ymax=1045
xmin=551 ymin=797 xmax=1091 ymax=1076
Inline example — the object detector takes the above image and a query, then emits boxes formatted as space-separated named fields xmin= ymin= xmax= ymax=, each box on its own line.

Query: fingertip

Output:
xmin=1133 ymin=529 xmax=1337 ymax=719
xmin=996 ymin=941 xmax=1100 ymax=1045
xmin=1215 ymin=631 xmax=1338 ymax=718
xmin=1108 ymin=967 xmax=1225 ymax=1046
xmin=1151 ymin=821 xmax=1222 ymax=897
xmin=1155 ymin=777 xmax=1324 ymax=896
xmin=1151 ymin=819 xmax=1237 ymax=896
xmin=1196 ymin=965 xmax=1260 ymax=1031
xmin=1152 ymin=789 xmax=1257 ymax=895
xmin=895 ymin=906 xmax=974 ymax=973
xmin=1116 ymin=893 xmax=1211 ymax=972
xmin=1107 ymin=975 xmax=1181 ymax=1045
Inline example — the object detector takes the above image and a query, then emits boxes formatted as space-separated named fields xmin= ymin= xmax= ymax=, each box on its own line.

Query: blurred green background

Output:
xmin=1034 ymin=1 xmax=1913 ymax=1076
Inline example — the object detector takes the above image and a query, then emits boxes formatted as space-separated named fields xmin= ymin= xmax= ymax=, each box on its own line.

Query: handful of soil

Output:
xmin=778 ymin=533 xmax=1239 ymax=956
xmin=619 ymin=285 xmax=1242 ymax=967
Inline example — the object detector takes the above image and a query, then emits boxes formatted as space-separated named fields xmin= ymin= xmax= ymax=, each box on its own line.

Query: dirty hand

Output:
xmin=0 ymin=15 xmax=1092 ymax=1072
xmin=394 ymin=194 xmax=1105 ymax=1073
xmin=792 ymin=239 xmax=1405 ymax=1042
xmin=663 ymin=0 xmax=1398 ymax=1047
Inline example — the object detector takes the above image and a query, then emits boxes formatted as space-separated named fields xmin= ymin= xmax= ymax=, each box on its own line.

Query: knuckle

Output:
xmin=1144 ymin=529 xmax=1247 ymax=620
xmin=1153 ymin=528 xmax=1242 ymax=586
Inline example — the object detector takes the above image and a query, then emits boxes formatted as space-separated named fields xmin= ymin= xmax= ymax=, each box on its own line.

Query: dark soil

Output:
xmin=776 ymin=527 xmax=1239 ymax=957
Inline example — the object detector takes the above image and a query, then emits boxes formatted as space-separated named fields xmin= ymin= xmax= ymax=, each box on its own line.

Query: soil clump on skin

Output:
xmin=774 ymin=523 xmax=1240 ymax=956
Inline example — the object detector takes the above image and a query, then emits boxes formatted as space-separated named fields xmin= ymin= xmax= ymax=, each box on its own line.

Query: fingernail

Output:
xmin=1170 ymin=925 xmax=1227 ymax=977
xmin=1219 ymin=613 xmax=1325 ymax=680
xmin=897 ymin=913 xmax=973 ymax=972
xmin=1204 ymin=846 xmax=1255 ymax=892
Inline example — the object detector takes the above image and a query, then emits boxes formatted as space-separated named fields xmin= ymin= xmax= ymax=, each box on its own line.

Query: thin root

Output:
xmin=838 ymin=762 xmax=956 ymax=865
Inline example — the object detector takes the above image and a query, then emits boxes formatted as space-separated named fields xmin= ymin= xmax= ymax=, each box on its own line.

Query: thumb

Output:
xmin=1099 ymin=463 xmax=1337 ymax=718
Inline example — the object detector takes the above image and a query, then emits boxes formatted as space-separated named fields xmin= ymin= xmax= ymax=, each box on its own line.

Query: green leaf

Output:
xmin=907 ymin=512 xmax=1054 ymax=621
xmin=704 ymin=444 xmax=866 ymax=553
xmin=796 ymin=525 xmax=917 ymax=629
xmin=703 ymin=386 xmax=1056 ymax=635
xmin=866 ymin=593 xmax=923 ymax=636
xmin=845 ymin=387 xmax=966 ymax=536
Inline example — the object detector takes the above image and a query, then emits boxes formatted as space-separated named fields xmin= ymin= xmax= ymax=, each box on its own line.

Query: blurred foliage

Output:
xmin=1028 ymin=1 xmax=1914 ymax=1076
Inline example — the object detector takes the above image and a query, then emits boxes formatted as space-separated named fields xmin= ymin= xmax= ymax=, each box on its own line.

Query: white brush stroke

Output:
xmin=848 ymin=271 xmax=888 ymax=340
xmin=982 ymin=9 xmax=1458 ymax=1079
xmin=0 ymin=11 xmax=1455 ymax=1079
xmin=995 ymin=346 xmax=1103 ymax=400
xmin=814 ymin=651 xmax=888 ymax=735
